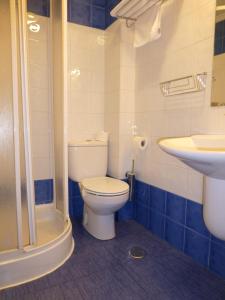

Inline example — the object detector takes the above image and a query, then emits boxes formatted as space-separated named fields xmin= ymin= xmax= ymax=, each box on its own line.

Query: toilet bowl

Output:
xmin=81 ymin=177 xmax=129 ymax=240
xmin=68 ymin=136 xmax=130 ymax=240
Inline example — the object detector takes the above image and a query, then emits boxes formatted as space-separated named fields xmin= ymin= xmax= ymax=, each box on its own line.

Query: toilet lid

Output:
xmin=81 ymin=177 xmax=129 ymax=196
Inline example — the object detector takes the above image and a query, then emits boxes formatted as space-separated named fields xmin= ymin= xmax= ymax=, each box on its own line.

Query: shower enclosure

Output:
xmin=0 ymin=0 xmax=73 ymax=289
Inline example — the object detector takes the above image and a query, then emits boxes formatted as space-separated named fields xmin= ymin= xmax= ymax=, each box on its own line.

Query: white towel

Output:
xmin=134 ymin=0 xmax=163 ymax=48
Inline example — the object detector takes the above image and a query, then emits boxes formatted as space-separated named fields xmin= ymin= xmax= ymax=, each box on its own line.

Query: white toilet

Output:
xmin=68 ymin=138 xmax=129 ymax=240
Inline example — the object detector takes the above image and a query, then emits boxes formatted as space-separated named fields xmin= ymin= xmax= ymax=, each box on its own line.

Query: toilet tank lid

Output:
xmin=81 ymin=177 xmax=129 ymax=195
xmin=69 ymin=140 xmax=107 ymax=147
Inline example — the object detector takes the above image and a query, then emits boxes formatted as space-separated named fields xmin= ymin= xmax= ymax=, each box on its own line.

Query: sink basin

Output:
xmin=158 ymin=135 xmax=225 ymax=240
xmin=158 ymin=135 xmax=225 ymax=180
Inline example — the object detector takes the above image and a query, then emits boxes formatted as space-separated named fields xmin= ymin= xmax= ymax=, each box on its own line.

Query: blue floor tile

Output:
xmin=1 ymin=220 xmax=225 ymax=300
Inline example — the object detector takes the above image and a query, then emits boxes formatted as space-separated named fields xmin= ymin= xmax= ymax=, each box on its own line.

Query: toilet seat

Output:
xmin=81 ymin=177 xmax=129 ymax=196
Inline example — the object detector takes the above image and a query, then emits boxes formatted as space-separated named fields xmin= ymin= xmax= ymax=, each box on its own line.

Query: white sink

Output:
xmin=158 ymin=135 xmax=225 ymax=180
xmin=158 ymin=135 xmax=225 ymax=240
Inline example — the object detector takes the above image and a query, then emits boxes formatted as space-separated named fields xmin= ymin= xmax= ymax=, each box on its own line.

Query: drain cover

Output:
xmin=129 ymin=247 xmax=146 ymax=259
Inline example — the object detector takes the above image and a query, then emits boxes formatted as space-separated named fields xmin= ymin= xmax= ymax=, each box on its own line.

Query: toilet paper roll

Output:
xmin=133 ymin=136 xmax=148 ymax=151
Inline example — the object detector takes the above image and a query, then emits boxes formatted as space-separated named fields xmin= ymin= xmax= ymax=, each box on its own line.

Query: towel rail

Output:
xmin=111 ymin=0 xmax=162 ymax=23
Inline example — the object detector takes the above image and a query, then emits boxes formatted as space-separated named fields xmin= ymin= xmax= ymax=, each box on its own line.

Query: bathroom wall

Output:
xmin=132 ymin=0 xmax=225 ymax=279
xmin=27 ymin=0 xmax=49 ymax=17
xmin=28 ymin=0 xmax=119 ymax=30
xmin=135 ymin=0 xmax=225 ymax=204
xmin=212 ymin=18 xmax=225 ymax=105
xmin=27 ymin=0 xmax=110 ymax=203
xmin=105 ymin=0 xmax=120 ymax=28
xmin=104 ymin=21 xmax=120 ymax=177
xmin=67 ymin=0 xmax=106 ymax=30
xmin=27 ymin=0 xmax=120 ymax=201
xmin=212 ymin=54 xmax=225 ymax=105
xmin=27 ymin=13 xmax=54 ymax=204
xmin=214 ymin=18 xmax=225 ymax=55
xmin=105 ymin=20 xmax=135 ymax=179
xmin=67 ymin=22 xmax=105 ymax=141
xmin=27 ymin=0 xmax=225 ymax=280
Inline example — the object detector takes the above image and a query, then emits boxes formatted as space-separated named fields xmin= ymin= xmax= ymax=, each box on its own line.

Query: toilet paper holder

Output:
xmin=133 ymin=136 xmax=148 ymax=151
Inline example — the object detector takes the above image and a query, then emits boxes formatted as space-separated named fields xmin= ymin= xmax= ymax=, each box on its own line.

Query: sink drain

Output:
xmin=129 ymin=247 xmax=146 ymax=259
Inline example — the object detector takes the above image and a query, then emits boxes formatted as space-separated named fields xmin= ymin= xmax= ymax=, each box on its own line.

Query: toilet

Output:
xmin=68 ymin=138 xmax=129 ymax=240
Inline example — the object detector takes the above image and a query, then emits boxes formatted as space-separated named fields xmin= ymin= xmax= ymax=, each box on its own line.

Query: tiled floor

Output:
xmin=1 ymin=220 xmax=225 ymax=300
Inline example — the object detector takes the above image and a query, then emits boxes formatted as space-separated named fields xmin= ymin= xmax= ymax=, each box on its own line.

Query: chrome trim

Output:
xmin=160 ymin=72 xmax=207 ymax=97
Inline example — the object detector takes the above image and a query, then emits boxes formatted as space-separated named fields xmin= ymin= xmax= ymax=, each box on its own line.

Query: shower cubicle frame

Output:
xmin=12 ymin=0 xmax=37 ymax=249
xmin=0 ymin=0 xmax=73 ymax=289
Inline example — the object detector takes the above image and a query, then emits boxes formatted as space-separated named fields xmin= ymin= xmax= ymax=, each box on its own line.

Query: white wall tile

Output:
xmin=29 ymin=64 xmax=49 ymax=89
xmin=31 ymin=134 xmax=50 ymax=158
xmin=68 ymin=23 xmax=105 ymax=142
xmin=33 ymin=157 xmax=52 ymax=180
xmin=28 ymin=14 xmax=53 ymax=181
xmin=134 ymin=0 xmax=225 ymax=204
xmin=27 ymin=14 xmax=49 ymax=41
xmin=30 ymin=111 xmax=50 ymax=135
xmin=69 ymin=90 xmax=90 ymax=113
xmin=89 ymin=92 xmax=104 ymax=114
xmin=105 ymin=21 xmax=136 ymax=178
xmin=120 ymin=90 xmax=135 ymax=113
xmin=28 ymin=39 xmax=48 ymax=66
xmin=187 ymin=169 xmax=203 ymax=204
xmin=29 ymin=87 xmax=49 ymax=112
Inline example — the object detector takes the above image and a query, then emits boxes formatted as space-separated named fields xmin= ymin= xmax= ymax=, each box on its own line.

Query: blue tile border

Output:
xmin=184 ymin=229 xmax=210 ymax=267
xmin=105 ymin=0 xmax=120 ymax=28
xmin=116 ymin=201 xmax=134 ymax=221
xmin=28 ymin=0 xmax=120 ymax=29
xmin=69 ymin=178 xmax=134 ymax=221
xmin=27 ymin=0 xmax=50 ymax=17
xmin=68 ymin=176 xmax=225 ymax=280
xmin=133 ymin=180 xmax=225 ymax=281
xmin=68 ymin=0 xmax=91 ymax=27
xmin=148 ymin=209 xmax=165 ymax=239
xmin=150 ymin=186 xmax=166 ymax=214
xmin=166 ymin=192 xmax=186 ymax=225
xmin=67 ymin=0 xmax=109 ymax=30
xmin=165 ymin=218 xmax=185 ymax=251
xmin=215 ymin=20 xmax=225 ymax=55
xmin=210 ymin=242 xmax=225 ymax=278
xmin=34 ymin=179 xmax=53 ymax=205
xmin=135 ymin=180 xmax=150 ymax=207
xmin=91 ymin=6 xmax=106 ymax=29
xmin=68 ymin=179 xmax=84 ymax=219
xmin=186 ymin=200 xmax=210 ymax=237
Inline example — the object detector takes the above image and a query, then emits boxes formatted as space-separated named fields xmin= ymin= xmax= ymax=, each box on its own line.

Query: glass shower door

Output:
xmin=52 ymin=0 xmax=68 ymax=219
xmin=0 ymin=0 xmax=35 ymax=252
xmin=0 ymin=0 xmax=19 ymax=251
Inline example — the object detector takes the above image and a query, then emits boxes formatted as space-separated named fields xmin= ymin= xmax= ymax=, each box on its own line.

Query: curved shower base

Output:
xmin=0 ymin=205 xmax=74 ymax=290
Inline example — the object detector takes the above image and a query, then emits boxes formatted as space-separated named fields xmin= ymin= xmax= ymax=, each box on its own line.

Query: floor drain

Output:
xmin=129 ymin=247 xmax=146 ymax=259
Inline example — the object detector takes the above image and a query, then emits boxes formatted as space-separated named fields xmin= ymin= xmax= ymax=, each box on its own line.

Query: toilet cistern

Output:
xmin=68 ymin=134 xmax=129 ymax=240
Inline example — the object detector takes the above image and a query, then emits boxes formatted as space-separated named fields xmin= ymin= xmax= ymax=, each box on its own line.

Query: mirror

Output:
xmin=212 ymin=0 xmax=225 ymax=106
